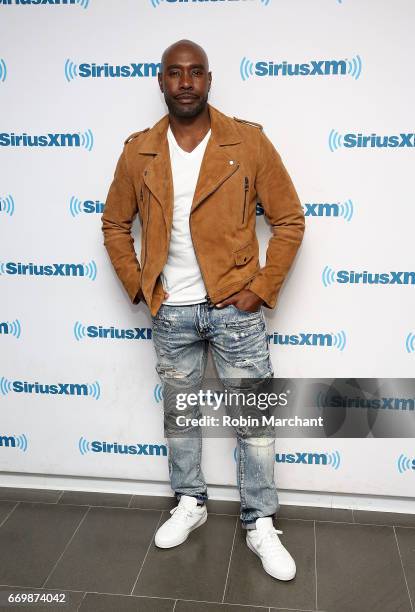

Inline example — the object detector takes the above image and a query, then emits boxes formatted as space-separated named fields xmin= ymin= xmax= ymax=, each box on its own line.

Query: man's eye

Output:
xmin=192 ymin=70 xmax=203 ymax=76
xmin=169 ymin=71 xmax=180 ymax=77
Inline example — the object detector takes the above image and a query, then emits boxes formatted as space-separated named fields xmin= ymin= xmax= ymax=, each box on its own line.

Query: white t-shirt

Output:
xmin=160 ymin=125 xmax=211 ymax=305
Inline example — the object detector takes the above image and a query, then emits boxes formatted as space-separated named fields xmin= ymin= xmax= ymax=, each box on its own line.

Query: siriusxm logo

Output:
xmin=0 ymin=130 xmax=94 ymax=151
xmin=0 ymin=58 xmax=6 ymax=83
xmin=0 ymin=319 xmax=21 ymax=338
xmin=65 ymin=59 xmax=161 ymax=81
xmin=317 ymin=393 xmax=415 ymax=411
xmin=74 ymin=322 xmax=152 ymax=341
xmin=322 ymin=267 xmax=415 ymax=287
xmin=329 ymin=130 xmax=415 ymax=151
xmin=303 ymin=200 xmax=354 ymax=221
xmin=267 ymin=330 xmax=346 ymax=351
xmin=240 ymin=55 xmax=362 ymax=81
xmin=406 ymin=333 xmax=415 ymax=354
xmin=150 ymin=0 xmax=270 ymax=7
xmin=276 ymin=451 xmax=341 ymax=469
xmin=397 ymin=454 xmax=415 ymax=473
xmin=0 ymin=377 xmax=101 ymax=399
xmin=0 ymin=260 xmax=97 ymax=280
xmin=154 ymin=383 xmax=163 ymax=403
xmin=1 ymin=0 xmax=89 ymax=7
xmin=0 ymin=130 xmax=93 ymax=151
xmin=0 ymin=433 xmax=27 ymax=451
xmin=78 ymin=436 xmax=167 ymax=456
xmin=69 ymin=196 xmax=104 ymax=217
xmin=0 ymin=194 xmax=15 ymax=216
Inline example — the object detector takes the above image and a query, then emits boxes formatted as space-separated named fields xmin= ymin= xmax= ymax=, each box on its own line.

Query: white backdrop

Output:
xmin=1 ymin=0 xmax=414 ymax=499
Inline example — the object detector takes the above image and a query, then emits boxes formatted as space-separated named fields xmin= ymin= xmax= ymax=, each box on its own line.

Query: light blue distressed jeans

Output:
xmin=151 ymin=301 xmax=279 ymax=529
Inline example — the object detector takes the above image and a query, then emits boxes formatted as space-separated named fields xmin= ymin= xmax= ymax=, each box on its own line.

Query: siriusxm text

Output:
xmin=0 ymin=133 xmax=82 ymax=147
xmin=76 ymin=63 xmax=161 ymax=78
xmin=3 ymin=262 xmax=87 ymax=276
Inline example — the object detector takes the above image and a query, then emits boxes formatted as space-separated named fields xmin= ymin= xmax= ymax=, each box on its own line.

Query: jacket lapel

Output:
xmin=138 ymin=115 xmax=174 ymax=230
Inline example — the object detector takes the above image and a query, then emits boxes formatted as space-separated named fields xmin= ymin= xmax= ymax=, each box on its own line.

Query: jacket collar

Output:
xmin=136 ymin=103 xmax=242 ymax=153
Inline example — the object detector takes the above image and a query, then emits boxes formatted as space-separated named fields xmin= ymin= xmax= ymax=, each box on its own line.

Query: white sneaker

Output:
xmin=246 ymin=517 xmax=296 ymax=581
xmin=154 ymin=495 xmax=207 ymax=549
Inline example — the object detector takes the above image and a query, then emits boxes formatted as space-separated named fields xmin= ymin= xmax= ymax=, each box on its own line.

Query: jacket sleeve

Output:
xmin=101 ymin=147 xmax=143 ymax=305
xmin=247 ymin=130 xmax=305 ymax=309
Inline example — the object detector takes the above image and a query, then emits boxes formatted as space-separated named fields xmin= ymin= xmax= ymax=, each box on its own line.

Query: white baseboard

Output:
xmin=0 ymin=472 xmax=414 ymax=515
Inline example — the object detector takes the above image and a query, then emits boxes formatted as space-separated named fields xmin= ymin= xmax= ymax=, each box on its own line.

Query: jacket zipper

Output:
xmin=189 ymin=164 xmax=239 ymax=307
xmin=242 ymin=176 xmax=249 ymax=225
xmin=141 ymin=185 xmax=150 ymax=280
xmin=190 ymin=163 xmax=240 ymax=306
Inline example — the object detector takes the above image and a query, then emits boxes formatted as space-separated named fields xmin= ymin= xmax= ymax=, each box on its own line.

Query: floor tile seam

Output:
xmin=41 ymin=506 xmax=91 ymax=588
xmin=129 ymin=511 xmax=164 ymax=596
xmin=393 ymin=525 xmax=415 ymax=612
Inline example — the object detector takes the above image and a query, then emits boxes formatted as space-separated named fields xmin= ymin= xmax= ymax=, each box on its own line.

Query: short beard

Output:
xmin=164 ymin=93 xmax=208 ymax=119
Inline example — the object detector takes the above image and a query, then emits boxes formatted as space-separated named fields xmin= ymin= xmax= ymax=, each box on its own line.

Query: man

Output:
xmin=101 ymin=39 xmax=305 ymax=581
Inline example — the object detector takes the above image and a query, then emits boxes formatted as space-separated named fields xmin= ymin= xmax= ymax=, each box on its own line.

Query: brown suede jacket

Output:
xmin=101 ymin=103 xmax=305 ymax=317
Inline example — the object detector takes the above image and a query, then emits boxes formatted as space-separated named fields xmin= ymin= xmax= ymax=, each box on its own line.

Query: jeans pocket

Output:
xmin=226 ymin=305 xmax=264 ymax=328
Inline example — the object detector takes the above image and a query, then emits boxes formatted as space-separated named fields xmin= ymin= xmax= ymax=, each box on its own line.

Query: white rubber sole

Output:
xmin=155 ymin=510 xmax=208 ymax=549
xmin=246 ymin=535 xmax=296 ymax=581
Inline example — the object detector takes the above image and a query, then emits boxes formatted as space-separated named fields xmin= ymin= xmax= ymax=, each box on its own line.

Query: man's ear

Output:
xmin=157 ymin=72 xmax=164 ymax=92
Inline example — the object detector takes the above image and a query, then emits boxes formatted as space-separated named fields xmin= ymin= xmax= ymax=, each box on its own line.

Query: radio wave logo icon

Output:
xmin=154 ymin=383 xmax=163 ymax=403
xmin=80 ymin=129 xmax=94 ymax=152
xmin=329 ymin=129 xmax=343 ymax=152
xmin=69 ymin=196 xmax=82 ymax=217
xmin=327 ymin=450 xmax=341 ymax=470
xmin=347 ymin=54 xmax=362 ymax=80
xmin=82 ymin=260 xmax=97 ymax=281
xmin=340 ymin=199 xmax=353 ymax=221
xmin=2 ymin=319 xmax=22 ymax=339
xmin=14 ymin=433 xmax=28 ymax=452
xmin=74 ymin=321 xmax=87 ymax=341
xmin=240 ymin=57 xmax=254 ymax=82
xmin=0 ymin=58 xmax=7 ymax=83
xmin=87 ymin=381 xmax=101 ymax=400
xmin=322 ymin=265 xmax=336 ymax=287
xmin=0 ymin=377 xmax=12 ymax=395
xmin=64 ymin=59 xmax=78 ymax=82
xmin=332 ymin=330 xmax=346 ymax=351
xmin=405 ymin=332 xmax=415 ymax=354
xmin=76 ymin=0 xmax=90 ymax=8
xmin=0 ymin=194 xmax=15 ymax=216
xmin=78 ymin=436 xmax=91 ymax=455
xmin=397 ymin=453 xmax=414 ymax=474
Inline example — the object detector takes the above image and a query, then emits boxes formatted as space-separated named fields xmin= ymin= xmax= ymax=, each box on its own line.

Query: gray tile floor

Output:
xmin=0 ymin=486 xmax=414 ymax=612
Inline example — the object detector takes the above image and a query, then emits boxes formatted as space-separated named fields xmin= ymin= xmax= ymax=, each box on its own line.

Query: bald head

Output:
xmin=158 ymin=39 xmax=211 ymax=119
xmin=161 ymin=39 xmax=209 ymax=72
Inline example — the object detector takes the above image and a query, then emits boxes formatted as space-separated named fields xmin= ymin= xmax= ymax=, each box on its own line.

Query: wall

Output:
xmin=1 ymin=0 xmax=414 ymax=499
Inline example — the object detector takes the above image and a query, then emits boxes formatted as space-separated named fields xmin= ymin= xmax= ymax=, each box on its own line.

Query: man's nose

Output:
xmin=179 ymin=71 xmax=193 ymax=89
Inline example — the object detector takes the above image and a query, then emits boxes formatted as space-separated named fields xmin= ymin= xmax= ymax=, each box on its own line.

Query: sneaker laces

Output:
xmin=256 ymin=528 xmax=286 ymax=557
xmin=169 ymin=504 xmax=195 ymax=524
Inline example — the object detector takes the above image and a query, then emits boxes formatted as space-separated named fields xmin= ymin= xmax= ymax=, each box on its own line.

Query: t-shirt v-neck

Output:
xmin=167 ymin=125 xmax=211 ymax=157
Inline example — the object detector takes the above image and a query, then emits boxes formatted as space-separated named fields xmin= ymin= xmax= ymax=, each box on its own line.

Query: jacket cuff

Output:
xmin=246 ymin=277 xmax=277 ymax=309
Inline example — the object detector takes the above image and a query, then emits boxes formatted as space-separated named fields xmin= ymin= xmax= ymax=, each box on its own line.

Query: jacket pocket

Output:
xmin=242 ymin=176 xmax=249 ymax=225
xmin=234 ymin=241 xmax=254 ymax=266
